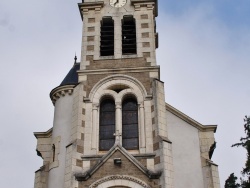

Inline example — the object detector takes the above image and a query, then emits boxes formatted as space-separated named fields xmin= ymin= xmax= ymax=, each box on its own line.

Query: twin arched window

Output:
xmin=100 ymin=15 xmax=137 ymax=56
xmin=99 ymin=97 xmax=139 ymax=151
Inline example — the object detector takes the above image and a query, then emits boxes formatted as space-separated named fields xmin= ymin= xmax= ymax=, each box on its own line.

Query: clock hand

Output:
xmin=114 ymin=0 xmax=119 ymax=6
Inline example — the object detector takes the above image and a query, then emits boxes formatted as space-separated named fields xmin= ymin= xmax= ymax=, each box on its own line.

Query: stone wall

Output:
xmin=34 ymin=164 xmax=49 ymax=188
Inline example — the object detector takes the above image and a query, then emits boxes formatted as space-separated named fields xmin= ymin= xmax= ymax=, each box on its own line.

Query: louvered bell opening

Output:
xmin=100 ymin=17 xmax=114 ymax=56
xmin=122 ymin=16 xmax=137 ymax=55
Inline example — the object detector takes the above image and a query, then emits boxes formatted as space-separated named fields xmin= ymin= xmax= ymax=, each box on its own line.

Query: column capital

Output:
xmin=115 ymin=102 xmax=122 ymax=109
xmin=139 ymin=103 xmax=144 ymax=108
xmin=113 ymin=130 xmax=122 ymax=144
xmin=93 ymin=103 xmax=99 ymax=110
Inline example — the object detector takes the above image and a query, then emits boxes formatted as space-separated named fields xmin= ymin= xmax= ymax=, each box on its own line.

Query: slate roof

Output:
xmin=59 ymin=63 xmax=80 ymax=86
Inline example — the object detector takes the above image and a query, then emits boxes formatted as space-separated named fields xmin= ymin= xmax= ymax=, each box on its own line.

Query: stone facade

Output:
xmin=33 ymin=0 xmax=220 ymax=188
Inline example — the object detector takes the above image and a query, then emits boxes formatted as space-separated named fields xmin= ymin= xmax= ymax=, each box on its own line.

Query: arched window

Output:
xmin=122 ymin=15 xmax=137 ymax=55
xmin=100 ymin=17 xmax=114 ymax=56
xmin=122 ymin=98 xmax=139 ymax=150
xmin=99 ymin=98 xmax=116 ymax=150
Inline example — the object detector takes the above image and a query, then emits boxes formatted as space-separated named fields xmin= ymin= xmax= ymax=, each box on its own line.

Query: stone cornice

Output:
xmin=166 ymin=103 xmax=217 ymax=133
xmin=81 ymin=153 xmax=156 ymax=160
xmin=34 ymin=128 xmax=52 ymax=139
xmin=50 ymin=85 xmax=75 ymax=105
xmin=78 ymin=1 xmax=104 ymax=19
xmin=78 ymin=66 xmax=160 ymax=75
xmin=131 ymin=0 xmax=158 ymax=17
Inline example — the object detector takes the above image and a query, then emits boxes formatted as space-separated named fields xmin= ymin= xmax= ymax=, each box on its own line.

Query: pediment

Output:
xmin=75 ymin=144 xmax=161 ymax=181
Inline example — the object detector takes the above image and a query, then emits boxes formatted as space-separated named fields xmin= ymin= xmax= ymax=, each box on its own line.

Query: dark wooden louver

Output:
xmin=100 ymin=17 xmax=114 ymax=56
xmin=122 ymin=15 xmax=137 ymax=55
xmin=99 ymin=99 xmax=116 ymax=150
xmin=122 ymin=98 xmax=139 ymax=150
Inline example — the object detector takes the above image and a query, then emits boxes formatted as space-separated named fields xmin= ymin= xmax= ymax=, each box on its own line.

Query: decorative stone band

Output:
xmin=89 ymin=175 xmax=151 ymax=188
xmin=50 ymin=85 xmax=75 ymax=105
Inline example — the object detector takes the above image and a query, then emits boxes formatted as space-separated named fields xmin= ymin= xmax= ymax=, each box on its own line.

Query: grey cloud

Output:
xmin=0 ymin=14 xmax=14 ymax=31
xmin=0 ymin=18 xmax=8 ymax=26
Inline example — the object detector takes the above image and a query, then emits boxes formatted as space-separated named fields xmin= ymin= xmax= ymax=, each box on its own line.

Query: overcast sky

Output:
xmin=0 ymin=0 xmax=250 ymax=187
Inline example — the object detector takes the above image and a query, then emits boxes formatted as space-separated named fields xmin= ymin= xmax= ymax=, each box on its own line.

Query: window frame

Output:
xmin=122 ymin=97 xmax=139 ymax=150
xmin=99 ymin=98 xmax=116 ymax=151
xmin=100 ymin=17 xmax=115 ymax=56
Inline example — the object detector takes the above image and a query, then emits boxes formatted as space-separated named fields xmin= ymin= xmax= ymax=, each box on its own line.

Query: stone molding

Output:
xmin=81 ymin=153 xmax=156 ymax=160
xmin=79 ymin=66 xmax=159 ymax=76
xmin=89 ymin=175 xmax=151 ymax=188
xmin=34 ymin=128 xmax=52 ymax=161
xmin=75 ymin=144 xmax=161 ymax=181
xmin=50 ymin=85 xmax=74 ymax=105
xmin=87 ymin=74 xmax=149 ymax=101
xmin=34 ymin=128 xmax=52 ymax=139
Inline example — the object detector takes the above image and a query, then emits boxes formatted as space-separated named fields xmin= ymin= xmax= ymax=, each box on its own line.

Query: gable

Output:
xmin=77 ymin=149 xmax=158 ymax=188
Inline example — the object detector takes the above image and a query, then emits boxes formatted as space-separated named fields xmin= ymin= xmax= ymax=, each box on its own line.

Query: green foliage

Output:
xmin=241 ymin=179 xmax=250 ymax=188
xmin=224 ymin=173 xmax=240 ymax=188
xmin=231 ymin=116 xmax=250 ymax=187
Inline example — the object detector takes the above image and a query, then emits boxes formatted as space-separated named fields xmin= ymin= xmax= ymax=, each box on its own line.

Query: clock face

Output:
xmin=110 ymin=0 xmax=127 ymax=8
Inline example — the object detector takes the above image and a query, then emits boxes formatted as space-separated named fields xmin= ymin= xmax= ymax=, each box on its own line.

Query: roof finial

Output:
xmin=74 ymin=53 xmax=77 ymax=64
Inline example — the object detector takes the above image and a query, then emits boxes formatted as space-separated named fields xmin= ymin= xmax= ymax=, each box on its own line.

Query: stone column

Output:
xmin=139 ymin=103 xmax=146 ymax=148
xmin=115 ymin=102 xmax=122 ymax=145
xmin=91 ymin=103 xmax=98 ymax=150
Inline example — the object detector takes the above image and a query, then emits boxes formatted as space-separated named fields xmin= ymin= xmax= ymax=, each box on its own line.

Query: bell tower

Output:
xmin=34 ymin=1 xmax=221 ymax=188
xmin=79 ymin=0 xmax=158 ymax=69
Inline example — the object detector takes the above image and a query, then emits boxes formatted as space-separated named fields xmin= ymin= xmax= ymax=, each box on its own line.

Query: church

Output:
xmin=33 ymin=0 xmax=220 ymax=187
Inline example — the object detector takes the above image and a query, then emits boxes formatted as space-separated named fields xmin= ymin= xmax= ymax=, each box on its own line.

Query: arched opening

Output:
xmin=122 ymin=97 xmax=139 ymax=150
xmin=122 ymin=15 xmax=137 ymax=55
xmin=100 ymin=17 xmax=114 ymax=56
xmin=89 ymin=175 xmax=150 ymax=188
xmin=99 ymin=98 xmax=116 ymax=150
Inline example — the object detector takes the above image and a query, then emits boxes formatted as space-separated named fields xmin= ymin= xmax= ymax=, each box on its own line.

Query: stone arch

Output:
xmin=88 ymin=75 xmax=148 ymax=152
xmin=118 ymin=89 xmax=143 ymax=104
xmin=89 ymin=74 xmax=147 ymax=102
xmin=94 ymin=90 xmax=117 ymax=104
xmin=89 ymin=175 xmax=151 ymax=188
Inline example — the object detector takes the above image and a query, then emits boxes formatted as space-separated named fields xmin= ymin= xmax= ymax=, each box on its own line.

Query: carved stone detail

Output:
xmin=89 ymin=175 xmax=151 ymax=188
xmin=50 ymin=85 xmax=74 ymax=104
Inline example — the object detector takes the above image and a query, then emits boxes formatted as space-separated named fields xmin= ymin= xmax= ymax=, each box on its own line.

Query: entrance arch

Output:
xmin=89 ymin=175 xmax=151 ymax=188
